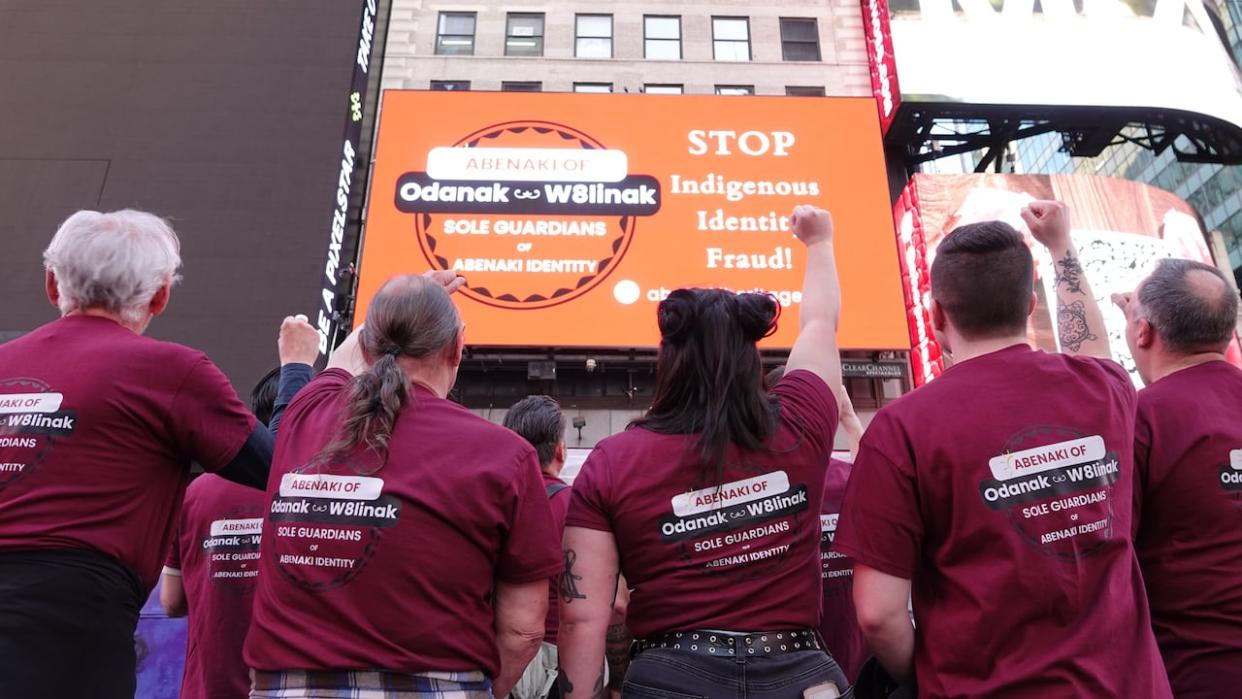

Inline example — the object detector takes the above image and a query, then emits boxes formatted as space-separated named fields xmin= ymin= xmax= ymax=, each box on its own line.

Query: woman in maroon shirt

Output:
xmin=557 ymin=206 xmax=846 ymax=699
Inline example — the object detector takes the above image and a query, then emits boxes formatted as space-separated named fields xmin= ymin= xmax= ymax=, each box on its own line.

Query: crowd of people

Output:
xmin=0 ymin=201 xmax=1238 ymax=699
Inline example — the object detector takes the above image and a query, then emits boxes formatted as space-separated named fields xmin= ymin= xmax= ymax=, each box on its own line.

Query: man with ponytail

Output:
xmin=245 ymin=271 xmax=563 ymax=699
xmin=557 ymin=206 xmax=847 ymax=699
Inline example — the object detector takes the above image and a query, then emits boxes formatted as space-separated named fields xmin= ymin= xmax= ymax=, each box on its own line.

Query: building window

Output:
xmin=501 ymin=81 xmax=542 ymax=92
xmin=430 ymin=81 xmax=471 ymax=91
xmin=576 ymin=14 xmax=613 ymax=58
xmin=645 ymin=16 xmax=682 ymax=59
xmin=644 ymin=84 xmax=684 ymax=94
xmin=785 ymin=85 xmax=825 ymax=96
xmin=505 ymin=13 xmax=545 ymax=57
xmin=715 ymin=85 xmax=754 ymax=96
xmin=435 ymin=12 xmax=476 ymax=55
xmin=573 ymin=82 xmax=612 ymax=93
xmin=712 ymin=17 xmax=751 ymax=61
xmin=780 ymin=18 xmax=821 ymax=61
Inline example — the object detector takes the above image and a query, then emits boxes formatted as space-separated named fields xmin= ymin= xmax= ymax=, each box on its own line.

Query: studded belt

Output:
xmin=633 ymin=629 xmax=822 ymax=658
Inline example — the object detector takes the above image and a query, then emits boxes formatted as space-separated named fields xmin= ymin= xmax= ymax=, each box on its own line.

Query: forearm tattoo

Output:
xmin=1058 ymin=300 xmax=1098 ymax=353
xmin=592 ymin=669 xmax=606 ymax=699
xmin=605 ymin=623 xmax=632 ymax=691
xmin=1054 ymin=254 xmax=1086 ymax=294
xmin=560 ymin=549 xmax=586 ymax=604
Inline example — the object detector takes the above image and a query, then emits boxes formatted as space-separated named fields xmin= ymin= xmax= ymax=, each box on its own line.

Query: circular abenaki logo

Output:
xmin=981 ymin=425 xmax=1121 ymax=562
xmin=396 ymin=120 xmax=661 ymax=310
xmin=0 ymin=377 xmax=74 ymax=489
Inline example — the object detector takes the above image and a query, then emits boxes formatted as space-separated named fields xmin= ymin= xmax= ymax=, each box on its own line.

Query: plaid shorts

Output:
xmin=250 ymin=670 xmax=492 ymax=699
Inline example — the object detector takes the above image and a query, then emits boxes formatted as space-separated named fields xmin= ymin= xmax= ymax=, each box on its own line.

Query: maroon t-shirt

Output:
xmin=542 ymin=473 xmax=571 ymax=644
xmin=1133 ymin=361 xmax=1242 ymax=698
xmin=835 ymin=345 xmax=1170 ymax=698
xmin=165 ymin=475 xmax=263 ymax=699
xmin=244 ymin=369 xmax=563 ymax=678
xmin=819 ymin=457 xmax=867 ymax=682
xmin=0 ymin=315 xmax=255 ymax=588
xmin=567 ymin=369 xmax=839 ymax=638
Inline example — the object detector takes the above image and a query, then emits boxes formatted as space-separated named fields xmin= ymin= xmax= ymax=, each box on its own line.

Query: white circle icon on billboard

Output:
xmin=613 ymin=280 xmax=640 ymax=305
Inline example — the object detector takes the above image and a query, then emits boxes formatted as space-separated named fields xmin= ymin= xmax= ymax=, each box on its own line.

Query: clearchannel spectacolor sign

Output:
xmin=355 ymin=91 xmax=908 ymax=349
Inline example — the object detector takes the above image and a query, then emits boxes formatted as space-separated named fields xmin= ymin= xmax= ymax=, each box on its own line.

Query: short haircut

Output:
xmin=250 ymin=367 xmax=282 ymax=427
xmin=1138 ymin=258 xmax=1239 ymax=354
xmin=504 ymin=395 xmax=565 ymax=468
xmin=931 ymin=221 xmax=1034 ymax=338
xmin=43 ymin=209 xmax=182 ymax=326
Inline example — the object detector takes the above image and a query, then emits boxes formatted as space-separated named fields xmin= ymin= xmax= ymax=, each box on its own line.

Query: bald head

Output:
xmin=1137 ymin=258 xmax=1239 ymax=355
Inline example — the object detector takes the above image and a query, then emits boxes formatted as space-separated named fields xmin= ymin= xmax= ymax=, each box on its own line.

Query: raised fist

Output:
xmin=278 ymin=314 xmax=320 ymax=366
xmin=1021 ymin=200 xmax=1071 ymax=250
xmin=791 ymin=205 xmax=834 ymax=246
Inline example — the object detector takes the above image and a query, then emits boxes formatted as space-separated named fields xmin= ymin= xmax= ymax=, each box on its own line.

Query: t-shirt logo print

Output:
xmin=269 ymin=469 xmax=402 ymax=591
xmin=0 ymin=377 xmax=76 ymax=489
xmin=661 ymin=470 xmax=809 ymax=580
xmin=980 ymin=426 xmax=1121 ymax=560
xmin=203 ymin=504 xmax=264 ymax=592
xmin=1222 ymin=449 xmax=1242 ymax=503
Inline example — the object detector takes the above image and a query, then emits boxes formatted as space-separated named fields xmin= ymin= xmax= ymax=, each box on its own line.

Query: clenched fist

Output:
xmin=278 ymin=314 xmax=320 ymax=367
xmin=1021 ymin=200 xmax=1071 ymax=251
xmin=791 ymin=205 xmax=834 ymax=247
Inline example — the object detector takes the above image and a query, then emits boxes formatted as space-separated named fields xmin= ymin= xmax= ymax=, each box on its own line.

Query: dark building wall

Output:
xmin=0 ymin=1 xmax=365 ymax=392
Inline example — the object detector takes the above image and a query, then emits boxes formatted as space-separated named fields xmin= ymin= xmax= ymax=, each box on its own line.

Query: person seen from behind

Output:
xmin=160 ymin=315 xmax=320 ymax=698
xmin=243 ymin=271 xmax=563 ymax=699
xmin=0 ymin=210 xmax=276 ymax=699
xmin=1114 ymin=258 xmax=1242 ymax=698
xmin=835 ymin=201 xmax=1172 ymax=697
xmin=557 ymin=205 xmax=847 ymax=699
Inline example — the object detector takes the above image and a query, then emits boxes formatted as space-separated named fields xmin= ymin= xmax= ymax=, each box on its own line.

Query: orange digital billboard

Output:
xmin=356 ymin=91 xmax=908 ymax=349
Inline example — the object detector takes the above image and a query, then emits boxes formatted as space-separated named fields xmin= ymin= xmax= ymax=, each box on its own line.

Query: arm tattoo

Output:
xmin=1058 ymin=300 xmax=1098 ymax=353
xmin=592 ymin=669 xmax=606 ymax=699
xmin=1054 ymin=255 xmax=1086 ymax=294
xmin=559 ymin=549 xmax=586 ymax=604
xmin=605 ymin=623 xmax=632 ymax=691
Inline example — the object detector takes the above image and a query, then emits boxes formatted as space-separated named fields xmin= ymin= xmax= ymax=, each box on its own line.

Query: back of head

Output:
xmin=503 ymin=395 xmax=565 ymax=470
xmin=250 ymin=367 xmax=282 ymax=427
xmin=314 ymin=275 xmax=462 ymax=469
xmin=43 ymin=209 xmax=182 ymax=326
xmin=931 ymin=221 xmax=1034 ymax=339
xmin=634 ymin=288 xmax=780 ymax=476
xmin=1138 ymin=258 xmax=1239 ymax=355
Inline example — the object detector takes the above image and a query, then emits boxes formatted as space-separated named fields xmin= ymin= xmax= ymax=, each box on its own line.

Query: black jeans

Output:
xmin=0 ymin=549 xmax=145 ymax=699
xmin=624 ymin=647 xmax=851 ymax=699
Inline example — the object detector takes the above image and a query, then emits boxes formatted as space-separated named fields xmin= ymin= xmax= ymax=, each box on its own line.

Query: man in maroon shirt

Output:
xmin=505 ymin=395 xmax=574 ymax=699
xmin=160 ymin=316 xmax=320 ymax=699
xmin=0 ymin=209 xmax=277 ymax=699
xmin=1114 ymin=258 xmax=1242 ymax=698
xmin=836 ymin=201 xmax=1172 ymax=697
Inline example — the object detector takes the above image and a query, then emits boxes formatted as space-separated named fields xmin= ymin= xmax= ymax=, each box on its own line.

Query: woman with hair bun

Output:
xmin=244 ymin=271 xmax=563 ymax=699
xmin=557 ymin=207 xmax=846 ymax=699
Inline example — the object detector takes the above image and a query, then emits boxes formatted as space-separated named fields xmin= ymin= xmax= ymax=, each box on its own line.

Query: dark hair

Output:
xmin=1139 ymin=258 xmax=1239 ymax=354
xmin=632 ymin=288 xmax=780 ymax=478
xmin=313 ymin=275 xmax=461 ymax=470
xmin=503 ymin=395 xmax=566 ymax=470
xmin=930 ymin=221 xmax=1034 ymax=339
xmin=764 ymin=365 xmax=786 ymax=389
xmin=250 ymin=366 xmax=281 ymax=426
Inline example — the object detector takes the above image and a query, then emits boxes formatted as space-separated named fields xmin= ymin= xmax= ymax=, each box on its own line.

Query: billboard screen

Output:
xmin=900 ymin=173 xmax=1242 ymax=386
xmin=355 ymin=92 xmax=909 ymax=349
xmin=883 ymin=0 xmax=1242 ymax=130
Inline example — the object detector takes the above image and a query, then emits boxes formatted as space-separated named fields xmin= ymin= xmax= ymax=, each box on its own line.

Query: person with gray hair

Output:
xmin=0 ymin=209 xmax=315 ymax=698
xmin=1113 ymin=257 xmax=1242 ymax=699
